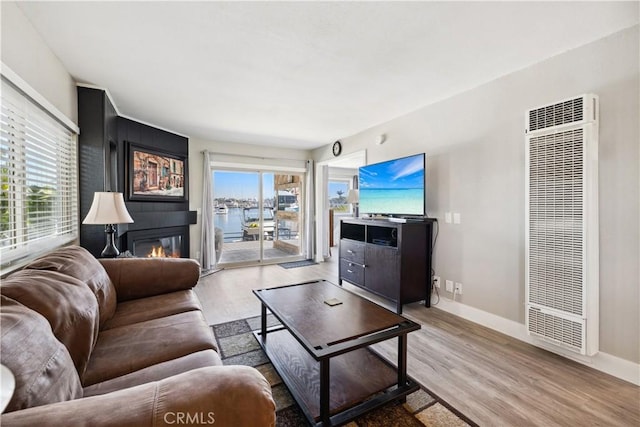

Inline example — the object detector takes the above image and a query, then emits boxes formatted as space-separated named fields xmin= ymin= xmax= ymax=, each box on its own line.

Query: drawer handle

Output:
xmin=347 ymin=250 xmax=354 ymax=254
xmin=347 ymin=269 xmax=354 ymax=273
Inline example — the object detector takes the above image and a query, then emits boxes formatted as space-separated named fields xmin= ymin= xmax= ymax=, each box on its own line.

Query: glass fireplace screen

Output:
xmin=133 ymin=235 xmax=182 ymax=258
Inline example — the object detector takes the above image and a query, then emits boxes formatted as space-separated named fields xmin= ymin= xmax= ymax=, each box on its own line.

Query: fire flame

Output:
xmin=147 ymin=246 xmax=166 ymax=258
xmin=146 ymin=245 xmax=180 ymax=258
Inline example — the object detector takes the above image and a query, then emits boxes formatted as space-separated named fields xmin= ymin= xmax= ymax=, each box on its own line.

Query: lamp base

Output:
xmin=101 ymin=224 xmax=120 ymax=258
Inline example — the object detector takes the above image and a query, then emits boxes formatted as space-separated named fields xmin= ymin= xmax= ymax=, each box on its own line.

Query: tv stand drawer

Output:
xmin=340 ymin=240 xmax=365 ymax=264
xmin=340 ymin=259 xmax=365 ymax=286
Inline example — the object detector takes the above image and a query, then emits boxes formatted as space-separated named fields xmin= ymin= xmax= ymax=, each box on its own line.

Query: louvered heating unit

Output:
xmin=525 ymin=94 xmax=599 ymax=356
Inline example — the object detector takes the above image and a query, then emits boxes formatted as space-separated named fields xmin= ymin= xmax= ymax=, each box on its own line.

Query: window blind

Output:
xmin=0 ymin=77 xmax=78 ymax=269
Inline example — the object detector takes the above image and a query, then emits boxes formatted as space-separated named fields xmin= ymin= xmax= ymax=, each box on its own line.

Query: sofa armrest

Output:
xmin=99 ymin=258 xmax=200 ymax=302
xmin=1 ymin=366 xmax=275 ymax=427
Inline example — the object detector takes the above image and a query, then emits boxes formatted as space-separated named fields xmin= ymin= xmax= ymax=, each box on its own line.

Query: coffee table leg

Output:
xmin=261 ymin=304 xmax=267 ymax=341
xmin=398 ymin=335 xmax=407 ymax=386
xmin=320 ymin=359 xmax=330 ymax=425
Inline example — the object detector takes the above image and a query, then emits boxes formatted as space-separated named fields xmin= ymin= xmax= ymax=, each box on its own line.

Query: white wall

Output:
xmin=313 ymin=26 xmax=639 ymax=365
xmin=188 ymin=138 xmax=311 ymax=260
xmin=1 ymin=2 xmax=77 ymax=123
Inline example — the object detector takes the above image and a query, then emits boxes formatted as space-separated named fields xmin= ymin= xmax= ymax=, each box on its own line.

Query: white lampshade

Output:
xmin=83 ymin=192 xmax=134 ymax=225
xmin=346 ymin=189 xmax=359 ymax=204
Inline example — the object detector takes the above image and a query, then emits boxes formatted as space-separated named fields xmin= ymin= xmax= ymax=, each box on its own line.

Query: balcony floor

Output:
xmin=218 ymin=239 xmax=301 ymax=265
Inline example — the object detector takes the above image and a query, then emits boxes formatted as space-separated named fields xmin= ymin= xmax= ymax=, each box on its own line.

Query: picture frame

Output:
xmin=127 ymin=143 xmax=188 ymax=202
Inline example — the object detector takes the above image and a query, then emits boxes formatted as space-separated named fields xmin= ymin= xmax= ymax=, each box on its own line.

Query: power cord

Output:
xmin=432 ymin=280 xmax=440 ymax=305
xmin=431 ymin=218 xmax=439 ymax=254
xmin=430 ymin=218 xmax=440 ymax=305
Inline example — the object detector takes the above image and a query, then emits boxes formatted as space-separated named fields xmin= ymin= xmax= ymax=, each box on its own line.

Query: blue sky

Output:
xmin=359 ymin=154 xmax=424 ymax=189
xmin=212 ymin=171 xmax=274 ymax=199
xmin=329 ymin=181 xmax=349 ymax=199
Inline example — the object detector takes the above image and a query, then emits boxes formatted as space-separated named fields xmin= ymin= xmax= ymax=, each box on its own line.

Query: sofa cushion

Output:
xmin=1 ymin=367 xmax=275 ymax=427
xmin=101 ymin=290 xmax=202 ymax=330
xmin=24 ymin=245 xmax=117 ymax=328
xmin=99 ymin=257 xmax=200 ymax=302
xmin=82 ymin=311 xmax=217 ymax=386
xmin=1 ymin=269 xmax=99 ymax=376
xmin=0 ymin=296 xmax=83 ymax=412
xmin=83 ymin=349 xmax=222 ymax=397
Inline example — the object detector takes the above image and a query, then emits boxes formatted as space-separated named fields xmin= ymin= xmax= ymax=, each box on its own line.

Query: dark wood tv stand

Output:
xmin=338 ymin=218 xmax=434 ymax=313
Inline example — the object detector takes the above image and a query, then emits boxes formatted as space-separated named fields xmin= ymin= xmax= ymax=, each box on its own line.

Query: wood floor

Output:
xmin=195 ymin=257 xmax=640 ymax=427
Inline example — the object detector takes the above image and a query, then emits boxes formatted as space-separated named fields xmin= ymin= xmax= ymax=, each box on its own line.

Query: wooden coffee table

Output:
xmin=253 ymin=279 xmax=420 ymax=426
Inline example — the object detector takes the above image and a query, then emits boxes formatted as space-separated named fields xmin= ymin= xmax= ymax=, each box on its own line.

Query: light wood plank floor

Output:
xmin=195 ymin=257 xmax=640 ymax=426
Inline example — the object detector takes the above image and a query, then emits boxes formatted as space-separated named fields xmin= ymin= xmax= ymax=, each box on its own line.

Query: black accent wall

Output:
xmin=78 ymin=87 xmax=196 ymax=258
xmin=78 ymin=87 xmax=118 ymax=256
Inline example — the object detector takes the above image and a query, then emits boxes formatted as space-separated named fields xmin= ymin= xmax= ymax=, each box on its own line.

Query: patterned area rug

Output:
xmin=211 ymin=315 xmax=474 ymax=427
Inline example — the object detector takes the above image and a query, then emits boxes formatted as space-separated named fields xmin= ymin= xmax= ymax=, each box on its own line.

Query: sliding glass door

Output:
xmin=212 ymin=168 xmax=304 ymax=267
xmin=212 ymin=170 xmax=261 ymax=264
xmin=270 ymin=174 xmax=303 ymax=260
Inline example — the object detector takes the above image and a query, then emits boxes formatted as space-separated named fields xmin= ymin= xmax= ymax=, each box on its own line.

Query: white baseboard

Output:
xmin=433 ymin=297 xmax=640 ymax=386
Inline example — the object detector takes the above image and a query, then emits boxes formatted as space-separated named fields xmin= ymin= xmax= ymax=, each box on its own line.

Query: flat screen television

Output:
xmin=358 ymin=153 xmax=425 ymax=217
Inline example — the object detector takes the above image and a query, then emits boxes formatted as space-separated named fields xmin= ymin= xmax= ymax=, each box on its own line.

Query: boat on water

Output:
xmin=242 ymin=207 xmax=274 ymax=240
xmin=215 ymin=204 xmax=229 ymax=214
xmin=277 ymin=191 xmax=299 ymax=211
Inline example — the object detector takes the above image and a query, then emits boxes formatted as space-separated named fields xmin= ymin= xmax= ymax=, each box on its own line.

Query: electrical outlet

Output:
xmin=455 ymin=282 xmax=463 ymax=295
xmin=445 ymin=280 xmax=454 ymax=293
xmin=433 ymin=276 xmax=441 ymax=288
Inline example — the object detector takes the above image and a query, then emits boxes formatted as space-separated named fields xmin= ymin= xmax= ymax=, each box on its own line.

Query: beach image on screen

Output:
xmin=359 ymin=154 xmax=424 ymax=215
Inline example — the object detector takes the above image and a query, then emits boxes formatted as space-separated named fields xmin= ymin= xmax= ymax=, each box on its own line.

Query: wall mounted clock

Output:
xmin=332 ymin=140 xmax=342 ymax=157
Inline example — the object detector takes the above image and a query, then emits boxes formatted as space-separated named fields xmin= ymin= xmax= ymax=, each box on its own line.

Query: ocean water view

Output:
xmin=214 ymin=207 xmax=281 ymax=242
xmin=359 ymin=188 xmax=424 ymax=215
xmin=214 ymin=207 xmax=247 ymax=242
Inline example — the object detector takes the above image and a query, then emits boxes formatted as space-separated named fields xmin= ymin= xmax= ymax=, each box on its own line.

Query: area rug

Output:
xmin=278 ymin=259 xmax=318 ymax=269
xmin=211 ymin=315 xmax=474 ymax=427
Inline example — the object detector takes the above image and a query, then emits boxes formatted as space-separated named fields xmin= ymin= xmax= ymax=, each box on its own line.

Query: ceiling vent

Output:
xmin=525 ymin=94 xmax=599 ymax=356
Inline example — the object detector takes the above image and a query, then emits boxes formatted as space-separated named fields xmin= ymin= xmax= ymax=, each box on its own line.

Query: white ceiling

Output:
xmin=16 ymin=1 xmax=639 ymax=150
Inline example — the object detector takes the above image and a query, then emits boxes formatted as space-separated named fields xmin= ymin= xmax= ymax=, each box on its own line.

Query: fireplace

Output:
xmin=126 ymin=226 xmax=189 ymax=258
xmin=134 ymin=235 xmax=181 ymax=258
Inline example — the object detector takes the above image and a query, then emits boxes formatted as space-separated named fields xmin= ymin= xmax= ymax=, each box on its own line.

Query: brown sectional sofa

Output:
xmin=0 ymin=246 xmax=275 ymax=426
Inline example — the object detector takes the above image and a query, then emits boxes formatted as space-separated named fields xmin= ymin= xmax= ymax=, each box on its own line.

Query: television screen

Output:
xmin=358 ymin=153 xmax=425 ymax=216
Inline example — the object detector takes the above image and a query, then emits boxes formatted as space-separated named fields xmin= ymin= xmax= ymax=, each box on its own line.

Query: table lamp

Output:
xmin=0 ymin=364 xmax=15 ymax=413
xmin=347 ymin=189 xmax=359 ymax=217
xmin=82 ymin=192 xmax=134 ymax=258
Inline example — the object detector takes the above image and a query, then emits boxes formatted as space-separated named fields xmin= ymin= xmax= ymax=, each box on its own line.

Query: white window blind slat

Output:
xmin=1 ymin=77 xmax=78 ymax=270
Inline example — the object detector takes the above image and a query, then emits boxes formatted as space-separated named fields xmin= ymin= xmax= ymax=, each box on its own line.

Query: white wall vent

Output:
xmin=525 ymin=94 xmax=599 ymax=356
xmin=526 ymin=94 xmax=597 ymax=133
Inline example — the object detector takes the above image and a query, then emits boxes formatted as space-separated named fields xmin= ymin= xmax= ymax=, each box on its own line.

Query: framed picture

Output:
xmin=128 ymin=143 xmax=188 ymax=202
